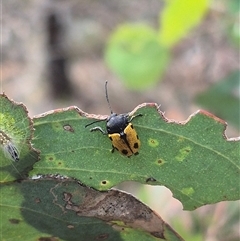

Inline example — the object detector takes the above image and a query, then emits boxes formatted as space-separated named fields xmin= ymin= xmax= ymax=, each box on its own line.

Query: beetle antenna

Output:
xmin=105 ymin=81 xmax=113 ymax=114
xmin=85 ymin=119 xmax=106 ymax=128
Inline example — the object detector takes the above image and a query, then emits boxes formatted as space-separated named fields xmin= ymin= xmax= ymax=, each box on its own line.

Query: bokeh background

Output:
xmin=2 ymin=0 xmax=239 ymax=240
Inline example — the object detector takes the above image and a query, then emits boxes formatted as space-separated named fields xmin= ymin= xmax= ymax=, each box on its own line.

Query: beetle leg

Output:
xmin=111 ymin=145 xmax=115 ymax=153
xmin=129 ymin=114 xmax=143 ymax=122
xmin=90 ymin=126 xmax=107 ymax=135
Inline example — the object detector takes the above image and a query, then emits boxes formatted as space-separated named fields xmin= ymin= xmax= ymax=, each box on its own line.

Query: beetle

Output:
xmin=85 ymin=81 xmax=142 ymax=157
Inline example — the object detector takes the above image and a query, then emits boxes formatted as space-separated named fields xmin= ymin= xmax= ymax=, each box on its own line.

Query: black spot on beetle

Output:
xmin=133 ymin=142 xmax=138 ymax=149
xmin=122 ymin=149 xmax=128 ymax=155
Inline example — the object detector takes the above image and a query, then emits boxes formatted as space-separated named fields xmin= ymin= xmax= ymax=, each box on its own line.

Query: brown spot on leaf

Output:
xmin=157 ymin=159 xmax=163 ymax=164
xmin=63 ymin=192 xmax=72 ymax=202
xmin=35 ymin=197 xmax=41 ymax=203
xmin=67 ymin=224 xmax=74 ymax=229
xmin=38 ymin=237 xmax=59 ymax=241
xmin=63 ymin=124 xmax=74 ymax=132
xmin=9 ymin=218 xmax=20 ymax=224
xmin=95 ymin=233 xmax=109 ymax=240
xmin=57 ymin=178 xmax=184 ymax=240
xmin=64 ymin=189 xmax=168 ymax=238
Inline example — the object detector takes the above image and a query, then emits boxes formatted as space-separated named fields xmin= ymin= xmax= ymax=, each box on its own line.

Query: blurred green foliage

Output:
xmin=105 ymin=24 xmax=169 ymax=90
xmin=105 ymin=0 xmax=209 ymax=90
xmin=226 ymin=0 xmax=240 ymax=47
xmin=195 ymin=71 xmax=240 ymax=129
xmin=158 ymin=0 xmax=208 ymax=47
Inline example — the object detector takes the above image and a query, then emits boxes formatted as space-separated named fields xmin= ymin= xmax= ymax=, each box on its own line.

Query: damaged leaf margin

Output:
xmin=32 ymin=103 xmax=240 ymax=210
xmin=0 ymin=93 xmax=40 ymax=182
xmin=0 ymin=177 xmax=184 ymax=240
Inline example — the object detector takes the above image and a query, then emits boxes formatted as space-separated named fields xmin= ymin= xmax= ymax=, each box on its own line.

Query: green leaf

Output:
xmin=0 ymin=178 xmax=183 ymax=241
xmin=159 ymin=0 xmax=209 ymax=47
xmin=105 ymin=24 xmax=170 ymax=90
xmin=0 ymin=94 xmax=39 ymax=182
xmin=195 ymin=71 xmax=240 ymax=129
xmin=31 ymin=104 xmax=239 ymax=210
xmin=227 ymin=0 xmax=240 ymax=14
